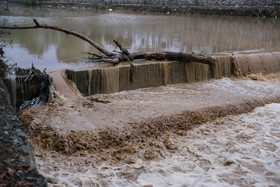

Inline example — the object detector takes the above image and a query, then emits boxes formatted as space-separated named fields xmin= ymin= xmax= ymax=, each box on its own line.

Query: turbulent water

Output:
xmin=15 ymin=74 xmax=279 ymax=187
xmin=2 ymin=3 xmax=280 ymax=186
xmin=35 ymin=103 xmax=280 ymax=187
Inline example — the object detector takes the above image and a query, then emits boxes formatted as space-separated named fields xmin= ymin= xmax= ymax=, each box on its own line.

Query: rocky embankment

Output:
xmin=11 ymin=0 xmax=280 ymax=17
xmin=0 ymin=79 xmax=47 ymax=186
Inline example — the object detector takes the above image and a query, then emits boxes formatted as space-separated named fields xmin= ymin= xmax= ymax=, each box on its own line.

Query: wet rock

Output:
xmin=0 ymin=79 xmax=47 ymax=186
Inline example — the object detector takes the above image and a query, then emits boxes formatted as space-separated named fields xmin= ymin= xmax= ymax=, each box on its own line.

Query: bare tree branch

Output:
xmin=1 ymin=19 xmax=214 ymax=66
xmin=0 ymin=19 xmax=114 ymax=57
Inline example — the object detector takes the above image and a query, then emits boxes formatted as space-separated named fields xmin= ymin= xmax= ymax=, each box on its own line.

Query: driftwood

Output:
xmin=0 ymin=19 xmax=215 ymax=65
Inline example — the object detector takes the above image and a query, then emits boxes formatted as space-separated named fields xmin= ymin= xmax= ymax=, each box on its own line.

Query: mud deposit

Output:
xmin=19 ymin=74 xmax=280 ymax=186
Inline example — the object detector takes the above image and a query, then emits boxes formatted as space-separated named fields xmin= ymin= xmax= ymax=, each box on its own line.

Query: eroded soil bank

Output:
xmin=18 ymin=72 xmax=280 ymax=186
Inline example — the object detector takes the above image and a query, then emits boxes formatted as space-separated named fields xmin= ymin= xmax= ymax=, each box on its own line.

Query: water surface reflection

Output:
xmin=1 ymin=4 xmax=280 ymax=70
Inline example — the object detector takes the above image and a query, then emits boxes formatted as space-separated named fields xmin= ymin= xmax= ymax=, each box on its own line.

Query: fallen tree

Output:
xmin=0 ymin=19 xmax=214 ymax=65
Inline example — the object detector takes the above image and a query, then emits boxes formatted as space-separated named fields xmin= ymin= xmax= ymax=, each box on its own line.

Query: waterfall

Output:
xmin=101 ymin=67 xmax=120 ymax=94
xmin=233 ymin=52 xmax=280 ymax=76
xmin=88 ymin=70 xmax=93 ymax=96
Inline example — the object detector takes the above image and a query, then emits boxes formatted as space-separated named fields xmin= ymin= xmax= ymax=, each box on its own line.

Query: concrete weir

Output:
xmin=66 ymin=52 xmax=280 ymax=95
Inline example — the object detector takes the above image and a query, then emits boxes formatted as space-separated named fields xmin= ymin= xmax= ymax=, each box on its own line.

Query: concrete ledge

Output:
xmin=7 ymin=0 xmax=280 ymax=17
xmin=66 ymin=55 xmax=233 ymax=95
xmin=66 ymin=52 xmax=280 ymax=95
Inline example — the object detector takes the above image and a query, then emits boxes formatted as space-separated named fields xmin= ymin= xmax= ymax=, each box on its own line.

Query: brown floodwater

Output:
xmin=21 ymin=74 xmax=280 ymax=186
xmin=1 ymin=2 xmax=280 ymax=71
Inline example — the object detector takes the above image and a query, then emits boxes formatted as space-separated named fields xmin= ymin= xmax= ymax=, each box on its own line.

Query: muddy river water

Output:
xmin=1 ymin=3 xmax=280 ymax=187
xmin=1 ymin=3 xmax=280 ymax=70
xmin=20 ymin=74 xmax=280 ymax=187
xmin=34 ymin=103 xmax=280 ymax=186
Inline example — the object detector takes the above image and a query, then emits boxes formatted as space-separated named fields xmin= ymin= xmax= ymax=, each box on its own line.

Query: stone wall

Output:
xmin=13 ymin=0 xmax=279 ymax=17
xmin=42 ymin=0 xmax=279 ymax=6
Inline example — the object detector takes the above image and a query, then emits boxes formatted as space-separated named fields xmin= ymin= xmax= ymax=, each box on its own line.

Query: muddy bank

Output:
xmin=9 ymin=0 xmax=280 ymax=17
xmin=0 ymin=79 xmax=47 ymax=186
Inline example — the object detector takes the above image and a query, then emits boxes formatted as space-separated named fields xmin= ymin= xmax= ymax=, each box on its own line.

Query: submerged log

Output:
xmin=132 ymin=52 xmax=214 ymax=64
xmin=0 ymin=19 xmax=214 ymax=65
xmin=98 ymin=52 xmax=214 ymax=65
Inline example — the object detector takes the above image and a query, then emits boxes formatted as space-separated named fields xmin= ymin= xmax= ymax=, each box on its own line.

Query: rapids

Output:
xmin=33 ymin=102 xmax=280 ymax=187
xmin=18 ymin=74 xmax=280 ymax=187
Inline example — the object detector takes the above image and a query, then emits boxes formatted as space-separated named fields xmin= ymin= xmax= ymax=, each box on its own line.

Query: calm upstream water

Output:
xmin=1 ymin=3 xmax=280 ymax=71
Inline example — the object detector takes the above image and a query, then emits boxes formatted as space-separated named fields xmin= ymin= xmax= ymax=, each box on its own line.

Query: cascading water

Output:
xmin=101 ymin=67 xmax=120 ymax=94
xmin=88 ymin=70 xmax=93 ymax=96
xmin=233 ymin=52 xmax=280 ymax=76
xmin=66 ymin=51 xmax=280 ymax=96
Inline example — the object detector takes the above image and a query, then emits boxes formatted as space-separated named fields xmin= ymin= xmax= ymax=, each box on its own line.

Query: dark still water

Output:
xmin=1 ymin=3 xmax=280 ymax=70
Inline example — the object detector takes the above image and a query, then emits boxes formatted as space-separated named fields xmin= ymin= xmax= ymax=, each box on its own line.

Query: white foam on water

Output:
xmin=136 ymin=103 xmax=280 ymax=187
xmin=36 ymin=103 xmax=280 ymax=187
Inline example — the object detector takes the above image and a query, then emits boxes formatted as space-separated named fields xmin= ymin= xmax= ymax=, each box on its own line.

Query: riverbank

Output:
xmin=8 ymin=0 xmax=280 ymax=17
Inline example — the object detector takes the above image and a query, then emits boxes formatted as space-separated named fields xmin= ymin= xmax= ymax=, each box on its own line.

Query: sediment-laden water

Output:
xmin=2 ymin=3 xmax=280 ymax=187
xmin=1 ymin=2 xmax=280 ymax=70
xmin=33 ymin=103 xmax=280 ymax=187
xmin=17 ymin=74 xmax=280 ymax=187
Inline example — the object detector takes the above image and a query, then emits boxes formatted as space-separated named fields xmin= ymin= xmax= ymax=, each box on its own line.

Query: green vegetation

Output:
xmin=87 ymin=97 xmax=111 ymax=104
xmin=2 ymin=7 xmax=10 ymax=11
